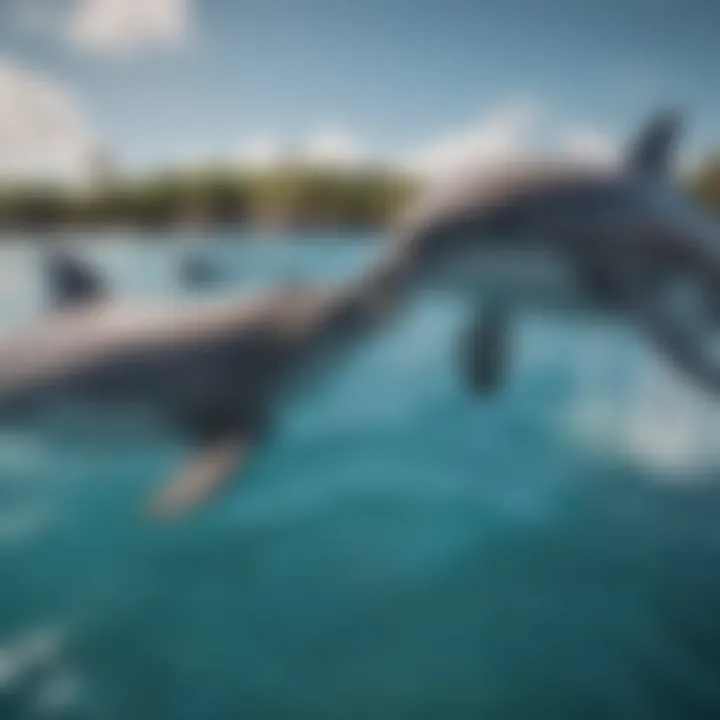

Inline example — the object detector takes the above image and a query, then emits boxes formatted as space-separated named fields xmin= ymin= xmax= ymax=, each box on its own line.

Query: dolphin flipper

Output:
xmin=45 ymin=252 xmax=107 ymax=309
xmin=460 ymin=302 xmax=511 ymax=394
xmin=147 ymin=434 xmax=254 ymax=519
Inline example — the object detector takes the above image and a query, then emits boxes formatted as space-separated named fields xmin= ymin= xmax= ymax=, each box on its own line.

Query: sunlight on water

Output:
xmin=0 ymin=626 xmax=81 ymax=716
xmin=563 ymin=327 xmax=720 ymax=476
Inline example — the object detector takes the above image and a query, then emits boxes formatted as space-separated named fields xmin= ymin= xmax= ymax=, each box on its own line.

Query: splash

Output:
xmin=0 ymin=626 xmax=83 ymax=715
xmin=0 ymin=627 xmax=64 ymax=691
xmin=563 ymin=334 xmax=720 ymax=477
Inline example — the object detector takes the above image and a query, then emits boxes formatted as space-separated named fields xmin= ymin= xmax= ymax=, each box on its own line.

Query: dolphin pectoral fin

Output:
xmin=146 ymin=434 xmax=254 ymax=520
xmin=460 ymin=303 xmax=511 ymax=395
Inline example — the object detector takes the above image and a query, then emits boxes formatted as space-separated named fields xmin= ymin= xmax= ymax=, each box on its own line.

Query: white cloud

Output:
xmin=70 ymin=0 xmax=189 ymax=54
xmin=23 ymin=0 xmax=191 ymax=55
xmin=300 ymin=126 xmax=367 ymax=168
xmin=235 ymin=135 xmax=287 ymax=169
xmin=402 ymin=99 xmax=543 ymax=179
xmin=234 ymin=126 xmax=369 ymax=170
xmin=208 ymin=100 xmax=622 ymax=180
xmin=560 ymin=126 xmax=618 ymax=165
xmin=0 ymin=59 xmax=98 ymax=181
xmin=402 ymin=98 xmax=619 ymax=180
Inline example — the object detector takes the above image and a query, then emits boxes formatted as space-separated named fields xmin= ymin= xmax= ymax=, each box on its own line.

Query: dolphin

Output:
xmin=393 ymin=111 xmax=720 ymax=394
xmin=0 ymin=250 xmax=408 ymax=518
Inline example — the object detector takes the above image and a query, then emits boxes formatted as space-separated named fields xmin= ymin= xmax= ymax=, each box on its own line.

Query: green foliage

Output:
xmin=688 ymin=154 xmax=720 ymax=214
xmin=0 ymin=164 xmax=418 ymax=233
xmin=3 ymin=155 xmax=720 ymax=234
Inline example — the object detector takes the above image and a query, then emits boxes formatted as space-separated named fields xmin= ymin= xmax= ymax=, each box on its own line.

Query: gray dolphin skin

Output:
xmin=0 ymin=251 xmax=409 ymax=518
xmin=394 ymin=111 xmax=720 ymax=394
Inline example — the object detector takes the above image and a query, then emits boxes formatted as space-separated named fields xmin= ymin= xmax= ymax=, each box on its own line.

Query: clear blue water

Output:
xmin=2 ymin=233 xmax=720 ymax=719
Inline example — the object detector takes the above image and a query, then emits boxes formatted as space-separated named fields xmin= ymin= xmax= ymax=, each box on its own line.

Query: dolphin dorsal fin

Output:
xmin=45 ymin=252 xmax=108 ymax=310
xmin=626 ymin=111 xmax=682 ymax=177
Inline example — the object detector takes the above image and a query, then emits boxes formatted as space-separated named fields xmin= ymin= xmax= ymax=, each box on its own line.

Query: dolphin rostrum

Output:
xmin=0 ymin=250 xmax=410 ymax=518
xmin=393 ymin=111 xmax=720 ymax=394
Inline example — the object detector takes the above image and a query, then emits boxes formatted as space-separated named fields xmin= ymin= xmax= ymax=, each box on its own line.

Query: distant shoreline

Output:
xmin=0 ymin=223 xmax=389 ymax=241
xmin=2 ymin=154 xmax=719 ymax=239
xmin=0 ymin=164 xmax=416 ymax=239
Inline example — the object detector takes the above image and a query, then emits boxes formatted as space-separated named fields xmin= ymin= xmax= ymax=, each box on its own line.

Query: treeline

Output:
xmin=689 ymin=155 xmax=720 ymax=213
xmin=0 ymin=164 xmax=416 ymax=232
xmin=2 ymin=156 xmax=720 ymax=234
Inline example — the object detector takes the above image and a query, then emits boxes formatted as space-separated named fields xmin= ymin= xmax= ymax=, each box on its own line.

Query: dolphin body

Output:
xmin=394 ymin=112 xmax=720 ymax=394
xmin=0 ymin=253 xmax=406 ymax=517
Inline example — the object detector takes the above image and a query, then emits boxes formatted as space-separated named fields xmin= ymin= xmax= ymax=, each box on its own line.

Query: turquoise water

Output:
xmin=2 ymin=234 xmax=720 ymax=719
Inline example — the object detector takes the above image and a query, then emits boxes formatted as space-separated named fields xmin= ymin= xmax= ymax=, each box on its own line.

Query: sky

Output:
xmin=0 ymin=0 xmax=719 ymax=180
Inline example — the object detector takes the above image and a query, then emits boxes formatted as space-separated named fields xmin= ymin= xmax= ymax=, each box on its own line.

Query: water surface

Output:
xmin=1 ymin=233 xmax=720 ymax=719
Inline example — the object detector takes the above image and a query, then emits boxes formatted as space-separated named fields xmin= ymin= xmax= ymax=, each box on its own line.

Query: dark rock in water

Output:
xmin=180 ymin=254 xmax=223 ymax=289
xmin=45 ymin=251 xmax=107 ymax=309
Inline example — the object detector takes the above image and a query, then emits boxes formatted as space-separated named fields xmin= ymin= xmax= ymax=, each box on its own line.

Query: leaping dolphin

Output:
xmin=0 ymin=251 xmax=408 ymax=518
xmin=394 ymin=111 xmax=720 ymax=394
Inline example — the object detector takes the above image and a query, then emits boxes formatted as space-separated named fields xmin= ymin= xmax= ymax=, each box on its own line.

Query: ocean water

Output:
xmin=2 ymin=233 xmax=720 ymax=719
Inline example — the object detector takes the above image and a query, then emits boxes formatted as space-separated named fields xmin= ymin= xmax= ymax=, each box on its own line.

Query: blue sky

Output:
xmin=0 ymin=0 xmax=718 ymax=177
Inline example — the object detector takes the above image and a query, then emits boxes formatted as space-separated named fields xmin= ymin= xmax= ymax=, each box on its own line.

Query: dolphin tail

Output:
xmin=45 ymin=251 xmax=108 ymax=310
xmin=626 ymin=110 xmax=682 ymax=177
